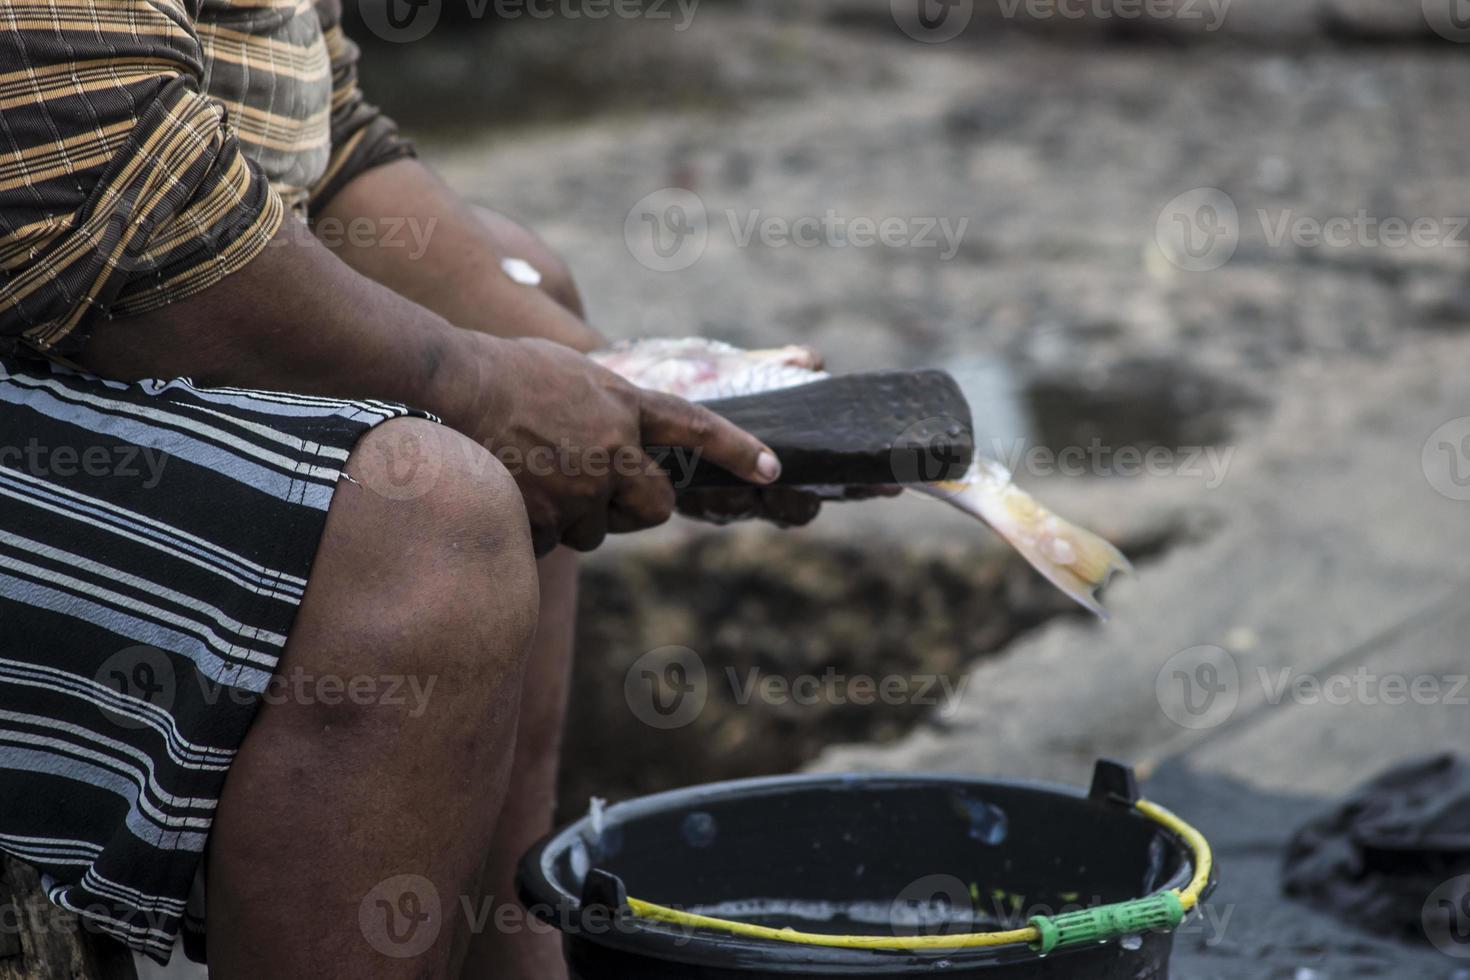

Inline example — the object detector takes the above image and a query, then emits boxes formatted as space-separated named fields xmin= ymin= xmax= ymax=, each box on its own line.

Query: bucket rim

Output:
xmin=516 ymin=770 xmax=1204 ymax=971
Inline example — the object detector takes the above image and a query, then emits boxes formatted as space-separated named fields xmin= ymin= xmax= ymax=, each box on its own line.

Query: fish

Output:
xmin=593 ymin=338 xmax=1132 ymax=619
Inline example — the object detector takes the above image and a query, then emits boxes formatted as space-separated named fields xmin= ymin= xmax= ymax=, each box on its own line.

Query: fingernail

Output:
xmin=756 ymin=450 xmax=781 ymax=484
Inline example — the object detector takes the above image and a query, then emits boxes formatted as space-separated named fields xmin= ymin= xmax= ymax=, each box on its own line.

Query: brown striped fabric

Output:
xmin=0 ymin=0 xmax=414 ymax=357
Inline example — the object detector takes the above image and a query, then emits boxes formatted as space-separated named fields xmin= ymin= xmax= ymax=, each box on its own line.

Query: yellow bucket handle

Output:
xmin=623 ymin=797 xmax=1213 ymax=952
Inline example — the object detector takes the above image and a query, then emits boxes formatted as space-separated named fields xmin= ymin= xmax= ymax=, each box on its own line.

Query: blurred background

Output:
xmin=345 ymin=2 xmax=1470 ymax=971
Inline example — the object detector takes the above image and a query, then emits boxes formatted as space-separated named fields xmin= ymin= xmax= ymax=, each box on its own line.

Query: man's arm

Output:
xmin=80 ymin=217 xmax=781 ymax=553
xmin=314 ymin=159 xmax=604 ymax=352
xmin=82 ymin=219 xmax=478 ymax=415
xmin=312 ymin=158 xmax=869 ymax=527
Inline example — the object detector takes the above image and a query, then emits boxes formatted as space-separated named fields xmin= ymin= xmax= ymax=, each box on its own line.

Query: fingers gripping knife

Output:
xmin=645 ymin=370 xmax=976 ymax=490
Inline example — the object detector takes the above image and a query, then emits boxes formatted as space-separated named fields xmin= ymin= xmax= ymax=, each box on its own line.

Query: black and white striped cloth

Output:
xmin=0 ymin=355 xmax=427 ymax=962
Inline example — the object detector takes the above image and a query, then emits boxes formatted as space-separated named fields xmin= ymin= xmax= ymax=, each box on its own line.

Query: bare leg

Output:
xmin=206 ymin=418 xmax=539 ymax=979
xmin=456 ymin=207 xmax=585 ymax=980
xmin=460 ymin=548 xmax=578 ymax=979
xmin=318 ymin=199 xmax=589 ymax=977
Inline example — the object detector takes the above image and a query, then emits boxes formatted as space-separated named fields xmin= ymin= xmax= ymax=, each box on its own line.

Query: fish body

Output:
xmin=593 ymin=338 xmax=1130 ymax=618
xmin=592 ymin=338 xmax=826 ymax=402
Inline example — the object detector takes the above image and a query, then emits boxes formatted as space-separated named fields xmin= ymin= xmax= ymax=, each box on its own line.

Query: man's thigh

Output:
xmin=0 ymin=355 xmax=434 ymax=961
xmin=472 ymin=206 xmax=584 ymax=317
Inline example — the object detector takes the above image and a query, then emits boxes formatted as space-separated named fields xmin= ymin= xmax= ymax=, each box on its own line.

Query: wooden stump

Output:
xmin=0 ymin=856 xmax=136 ymax=980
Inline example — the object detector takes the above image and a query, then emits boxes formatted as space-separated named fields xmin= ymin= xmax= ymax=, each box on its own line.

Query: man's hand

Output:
xmin=466 ymin=337 xmax=781 ymax=554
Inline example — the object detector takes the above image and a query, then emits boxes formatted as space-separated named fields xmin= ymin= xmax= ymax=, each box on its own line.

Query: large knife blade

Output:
xmin=647 ymin=370 xmax=975 ymax=491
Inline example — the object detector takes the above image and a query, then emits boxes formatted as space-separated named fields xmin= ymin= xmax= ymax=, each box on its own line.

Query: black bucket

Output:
xmin=518 ymin=761 xmax=1214 ymax=979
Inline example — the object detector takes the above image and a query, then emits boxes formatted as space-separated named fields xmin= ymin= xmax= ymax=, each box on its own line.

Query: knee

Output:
xmin=348 ymin=417 xmax=532 ymax=560
xmin=475 ymin=206 xmax=584 ymax=318
xmin=530 ymin=248 xmax=583 ymax=319
xmin=342 ymin=417 xmax=540 ymax=676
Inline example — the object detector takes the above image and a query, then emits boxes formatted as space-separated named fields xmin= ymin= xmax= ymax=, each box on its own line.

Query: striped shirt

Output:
xmin=0 ymin=0 xmax=413 ymax=357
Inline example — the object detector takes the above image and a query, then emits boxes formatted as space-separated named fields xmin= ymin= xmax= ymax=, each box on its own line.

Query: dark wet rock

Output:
xmin=352 ymin=9 xmax=897 ymax=131
xmin=817 ymin=0 xmax=1445 ymax=46
xmin=1318 ymin=0 xmax=1445 ymax=41
xmin=1024 ymin=357 xmax=1255 ymax=455
xmin=1148 ymin=761 xmax=1461 ymax=978
xmin=557 ymin=527 xmax=1115 ymax=817
xmin=1408 ymin=274 xmax=1470 ymax=330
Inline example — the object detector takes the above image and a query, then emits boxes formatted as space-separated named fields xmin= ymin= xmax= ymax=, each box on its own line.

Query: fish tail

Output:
xmin=932 ymin=479 xmax=1132 ymax=619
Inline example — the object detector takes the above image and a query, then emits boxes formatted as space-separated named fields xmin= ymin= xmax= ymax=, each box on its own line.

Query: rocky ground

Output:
xmin=357 ymin=3 xmax=1470 ymax=974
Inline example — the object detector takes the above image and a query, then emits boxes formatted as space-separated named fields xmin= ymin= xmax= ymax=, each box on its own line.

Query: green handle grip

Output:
xmin=1028 ymin=892 xmax=1185 ymax=954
